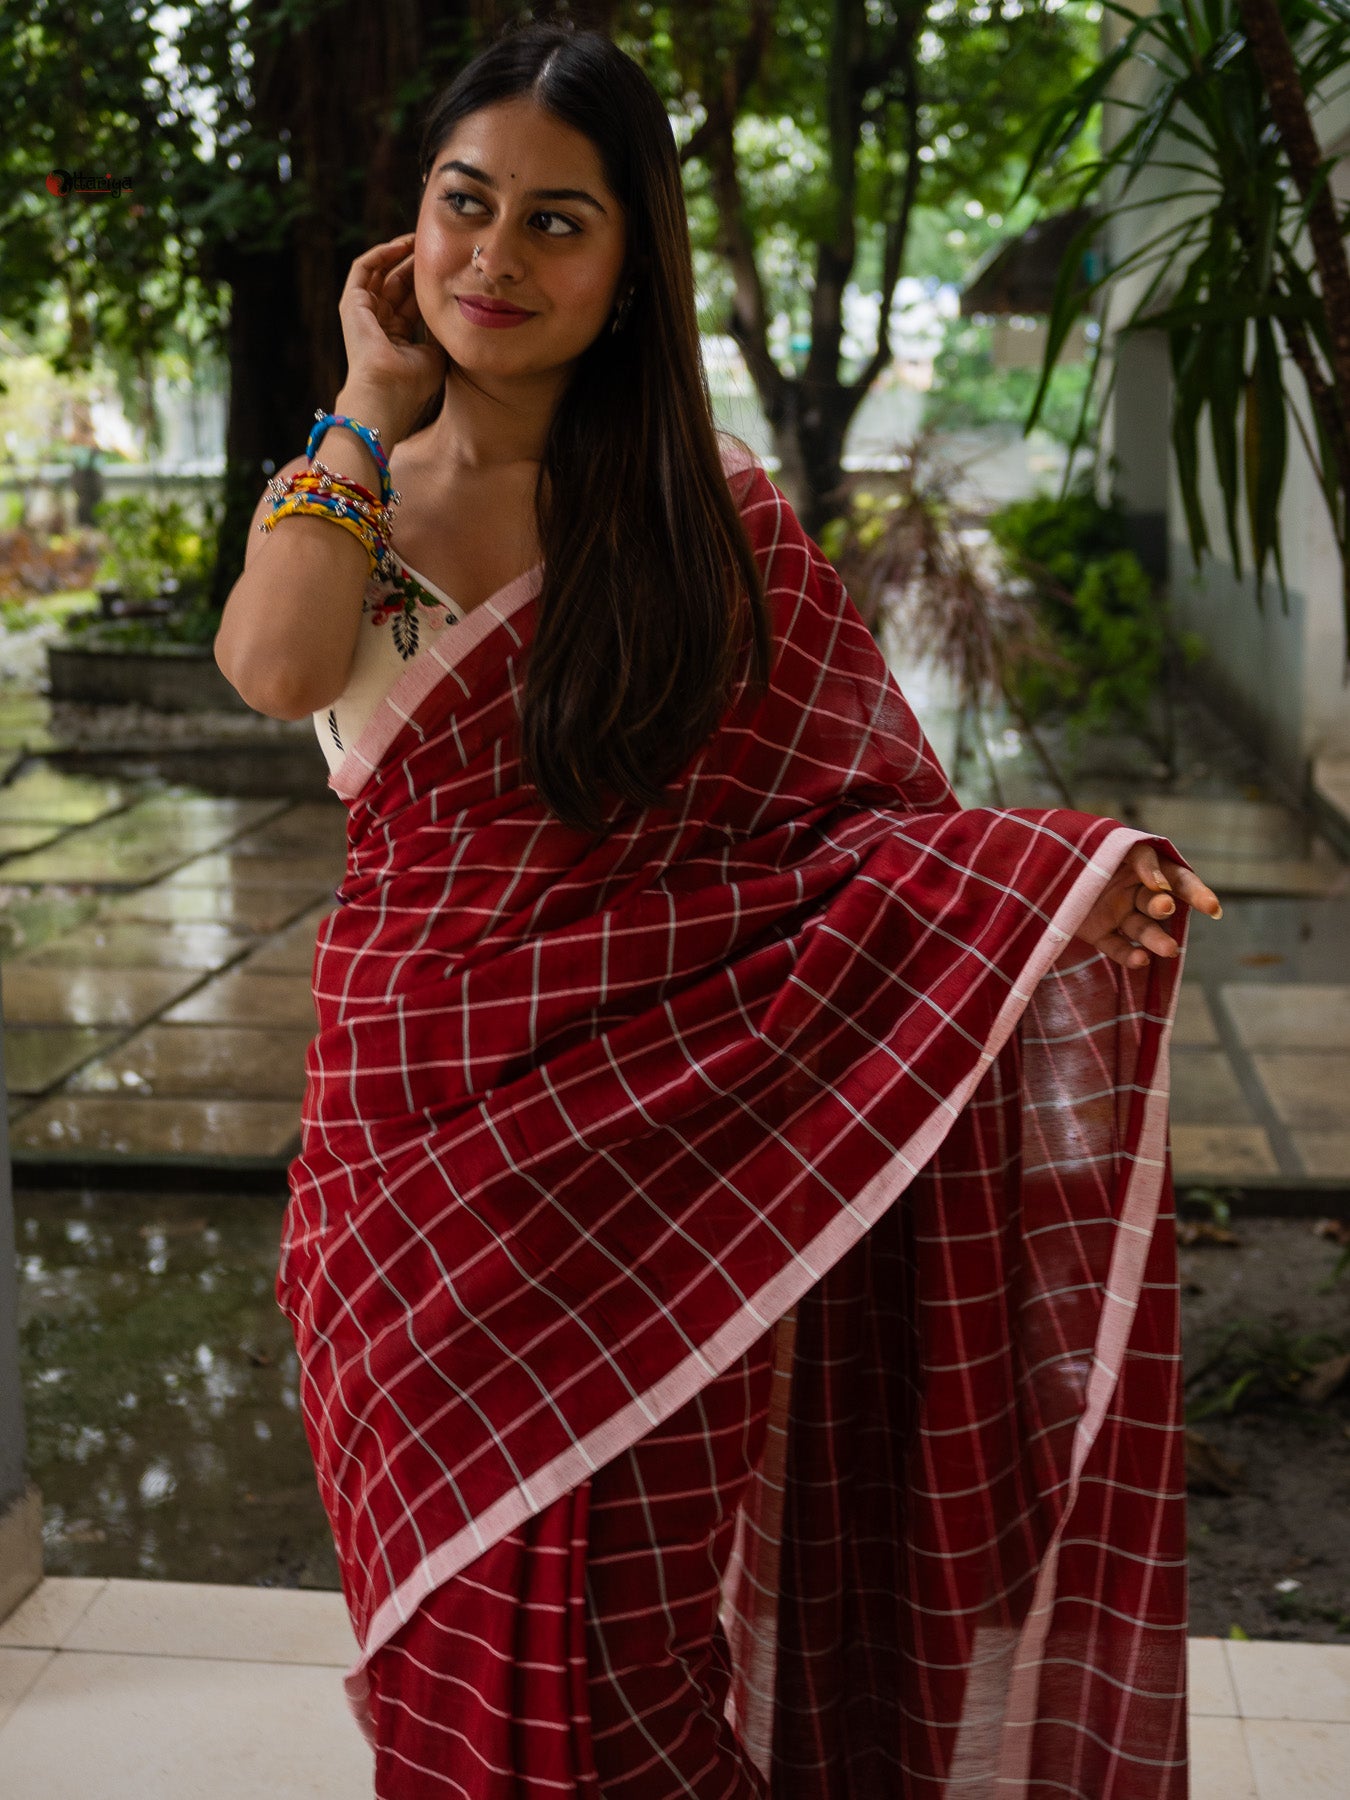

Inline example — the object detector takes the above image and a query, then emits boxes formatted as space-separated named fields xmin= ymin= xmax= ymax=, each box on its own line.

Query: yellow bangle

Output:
xmin=261 ymin=494 xmax=381 ymax=574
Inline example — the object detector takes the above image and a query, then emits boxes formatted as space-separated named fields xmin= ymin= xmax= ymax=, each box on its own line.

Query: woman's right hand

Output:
xmin=336 ymin=233 xmax=447 ymax=445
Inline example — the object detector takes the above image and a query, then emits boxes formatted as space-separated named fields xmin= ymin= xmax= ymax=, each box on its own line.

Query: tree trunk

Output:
xmin=210 ymin=242 xmax=313 ymax=609
xmin=210 ymin=0 xmax=475 ymax=609
xmin=767 ymin=380 xmax=869 ymax=537
xmin=678 ymin=0 xmax=920 ymax=541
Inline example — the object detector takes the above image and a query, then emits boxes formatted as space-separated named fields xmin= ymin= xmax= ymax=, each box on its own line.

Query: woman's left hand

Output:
xmin=1074 ymin=841 xmax=1222 ymax=971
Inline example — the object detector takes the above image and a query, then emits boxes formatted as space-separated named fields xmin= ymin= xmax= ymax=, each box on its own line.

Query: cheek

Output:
xmin=553 ymin=257 xmax=623 ymax=322
xmin=414 ymin=218 xmax=467 ymax=282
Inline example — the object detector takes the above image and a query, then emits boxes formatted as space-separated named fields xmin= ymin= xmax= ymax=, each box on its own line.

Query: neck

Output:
xmin=428 ymin=363 xmax=569 ymax=470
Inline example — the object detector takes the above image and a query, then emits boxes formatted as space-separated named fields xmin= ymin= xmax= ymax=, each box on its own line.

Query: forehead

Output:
xmin=433 ymin=96 xmax=613 ymax=194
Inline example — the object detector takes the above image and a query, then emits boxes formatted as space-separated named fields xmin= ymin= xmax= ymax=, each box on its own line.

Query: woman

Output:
xmin=216 ymin=23 xmax=1218 ymax=1799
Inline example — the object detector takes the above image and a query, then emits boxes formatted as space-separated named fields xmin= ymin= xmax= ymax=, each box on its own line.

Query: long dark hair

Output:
xmin=416 ymin=25 xmax=772 ymax=833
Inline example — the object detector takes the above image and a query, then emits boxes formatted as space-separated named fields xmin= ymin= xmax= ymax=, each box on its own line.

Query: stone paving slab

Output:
xmin=9 ymin=1094 xmax=302 ymax=1160
xmin=0 ymin=824 xmax=66 ymax=856
xmin=0 ymin=796 xmax=289 ymax=888
xmin=20 ymin=918 xmax=256 ymax=972
xmin=0 ymin=761 xmax=1343 ymax=1179
xmin=241 ymin=904 xmax=331 ymax=976
xmin=0 ymin=766 xmax=125 ymax=827
xmin=1 ymin=965 xmax=206 ymax=1029
xmin=1292 ymin=1130 xmax=1350 ymax=1179
xmin=1224 ymin=984 xmax=1350 ymax=1052
xmin=1 ymin=1581 xmax=1346 ymax=1798
xmin=3 ymin=1026 xmax=121 ymax=1095
xmin=161 ymin=969 xmax=318 ymax=1031
xmin=98 ymin=881 xmax=320 ymax=934
xmin=165 ymin=848 xmax=343 ymax=890
xmin=66 ymin=1024 xmax=311 ymax=1101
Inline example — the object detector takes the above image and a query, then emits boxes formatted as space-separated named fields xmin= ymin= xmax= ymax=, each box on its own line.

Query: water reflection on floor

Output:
xmin=15 ymin=1186 xmax=339 ymax=1590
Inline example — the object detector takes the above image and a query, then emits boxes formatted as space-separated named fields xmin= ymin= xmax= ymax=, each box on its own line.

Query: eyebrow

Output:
xmin=434 ymin=158 xmax=608 ymax=214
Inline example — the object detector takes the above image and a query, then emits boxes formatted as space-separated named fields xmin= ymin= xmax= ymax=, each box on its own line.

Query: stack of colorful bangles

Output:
xmin=257 ymin=410 xmax=403 ymax=580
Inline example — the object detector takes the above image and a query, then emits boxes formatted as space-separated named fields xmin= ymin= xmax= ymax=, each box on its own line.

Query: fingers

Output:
xmin=1163 ymin=861 xmax=1223 ymax=920
xmin=1117 ymin=911 xmax=1181 ymax=959
xmin=1127 ymin=843 xmax=1171 ymax=893
xmin=1096 ymin=931 xmax=1151 ymax=971
xmin=341 ymin=233 xmax=417 ymax=299
xmin=1126 ymin=845 xmax=1224 ymax=922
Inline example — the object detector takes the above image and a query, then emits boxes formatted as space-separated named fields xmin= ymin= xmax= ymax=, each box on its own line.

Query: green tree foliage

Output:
xmin=0 ymin=0 xmax=480 ymax=601
xmin=1 ymin=0 xmax=1098 ymax=594
xmin=1020 ymin=0 xmax=1350 ymax=640
xmin=630 ymin=0 xmax=1099 ymax=528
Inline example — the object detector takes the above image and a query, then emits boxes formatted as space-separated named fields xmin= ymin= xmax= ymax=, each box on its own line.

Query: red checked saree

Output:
xmin=281 ymin=460 xmax=1189 ymax=1798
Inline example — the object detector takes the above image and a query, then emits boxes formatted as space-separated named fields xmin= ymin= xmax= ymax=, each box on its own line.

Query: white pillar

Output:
xmin=0 ymin=979 xmax=42 ymax=1622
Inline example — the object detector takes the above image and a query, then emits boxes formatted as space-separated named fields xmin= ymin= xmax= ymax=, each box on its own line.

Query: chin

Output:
xmin=451 ymin=336 xmax=592 ymax=382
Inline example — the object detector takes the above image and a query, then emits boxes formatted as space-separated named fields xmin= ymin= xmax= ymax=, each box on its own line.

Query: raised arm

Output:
xmin=214 ymin=233 xmax=446 ymax=719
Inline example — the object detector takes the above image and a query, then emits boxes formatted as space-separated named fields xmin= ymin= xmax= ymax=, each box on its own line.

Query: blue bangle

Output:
xmin=306 ymin=410 xmax=396 ymax=508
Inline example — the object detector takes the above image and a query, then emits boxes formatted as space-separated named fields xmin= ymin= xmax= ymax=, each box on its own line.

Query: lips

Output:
xmin=455 ymin=294 xmax=536 ymax=329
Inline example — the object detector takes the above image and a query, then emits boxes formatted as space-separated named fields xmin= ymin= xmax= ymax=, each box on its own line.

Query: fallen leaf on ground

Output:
xmin=1185 ymin=1430 xmax=1243 ymax=1496
xmin=1299 ymin=1351 xmax=1350 ymax=1406
xmin=1312 ymin=1218 xmax=1350 ymax=1247
xmin=1177 ymin=1220 xmax=1243 ymax=1247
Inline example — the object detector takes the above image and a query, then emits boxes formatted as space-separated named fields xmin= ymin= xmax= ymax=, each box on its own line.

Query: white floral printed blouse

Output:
xmin=312 ymin=557 xmax=464 ymax=774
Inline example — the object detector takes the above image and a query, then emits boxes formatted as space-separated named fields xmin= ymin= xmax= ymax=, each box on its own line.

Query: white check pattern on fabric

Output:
xmin=282 ymin=462 xmax=1188 ymax=1795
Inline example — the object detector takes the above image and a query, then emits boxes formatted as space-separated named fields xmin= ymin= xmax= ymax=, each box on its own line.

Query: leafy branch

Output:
xmin=1018 ymin=0 xmax=1350 ymax=647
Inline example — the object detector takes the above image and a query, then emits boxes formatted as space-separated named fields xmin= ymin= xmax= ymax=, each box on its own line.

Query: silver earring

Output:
xmin=611 ymin=285 xmax=635 ymax=334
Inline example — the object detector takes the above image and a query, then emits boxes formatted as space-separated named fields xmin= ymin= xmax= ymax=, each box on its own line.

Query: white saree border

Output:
xmin=339 ymin=820 xmax=1179 ymax=1782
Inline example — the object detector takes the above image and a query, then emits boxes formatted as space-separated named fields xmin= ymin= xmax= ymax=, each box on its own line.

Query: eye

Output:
xmin=441 ymin=190 xmax=488 ymax=216
xmin=532 ymin=210 xmax=581 ymax=238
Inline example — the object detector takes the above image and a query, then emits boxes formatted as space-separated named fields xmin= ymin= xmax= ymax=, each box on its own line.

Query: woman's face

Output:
xmin=415 ymin=96 xmax=629 ymax=386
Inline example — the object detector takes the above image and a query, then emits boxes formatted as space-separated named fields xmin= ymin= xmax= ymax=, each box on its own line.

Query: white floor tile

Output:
xmin=1243 ymin=1718 xmax=1350 ymax=1800
xmin=1189 ymin=1716 xmax=1258 ymax=1800
xmin=66 ymin=1578 xmax=357 ymax=1666
xmin=0 ymin=1652 xmax=373 ymax=1800
xmin=1189 ymin=1637 xmax=1238 ymax=1716
xmin=0 ymin=1649 xmax=51 ymax=1731
xmin=1221 ymin=984 xmax=1350 ymax=1052
xmin=0 ymin=1579 xmax=106 ymax=1650
xmin=1226 ymin=1639 xmax=1350 ymax=1722
xmin=1175 ymin=984 xmax=1221 ymax=1046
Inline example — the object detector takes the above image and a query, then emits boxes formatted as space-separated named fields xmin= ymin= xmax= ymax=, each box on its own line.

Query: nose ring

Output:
xmin=472 ymin=243 xmax=483 ymax=268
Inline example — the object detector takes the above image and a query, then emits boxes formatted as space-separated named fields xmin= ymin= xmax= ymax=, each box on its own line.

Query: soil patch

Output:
xmin=1182 ymin=1215 xmax=1350 ymax=1641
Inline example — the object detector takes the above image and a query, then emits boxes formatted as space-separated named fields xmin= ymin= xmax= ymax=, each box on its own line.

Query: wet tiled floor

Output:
xmin=0 ymin=762 xmax=343 ymax=1166
xmin=0 ymin=1579 xmax=1345 ymax=1798
xmin=0 ymin=750 xmax=1345 ymax=1179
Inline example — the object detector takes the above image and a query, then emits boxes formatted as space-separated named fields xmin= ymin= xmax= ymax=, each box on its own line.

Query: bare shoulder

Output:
xmin=243 ymin=454 xmax=310 ymax=571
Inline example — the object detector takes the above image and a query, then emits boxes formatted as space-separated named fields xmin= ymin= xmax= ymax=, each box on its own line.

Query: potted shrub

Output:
xmin=47 ymin=493 xmax=246 ymax=711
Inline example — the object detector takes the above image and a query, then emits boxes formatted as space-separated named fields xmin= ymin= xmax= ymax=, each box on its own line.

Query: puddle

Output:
xmin=15 ymin=1187 xmax=338 ymax=1590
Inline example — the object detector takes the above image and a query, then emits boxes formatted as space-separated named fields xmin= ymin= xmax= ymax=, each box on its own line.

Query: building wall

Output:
xmin=1100 ymin=3 xmax=1350 ymax=785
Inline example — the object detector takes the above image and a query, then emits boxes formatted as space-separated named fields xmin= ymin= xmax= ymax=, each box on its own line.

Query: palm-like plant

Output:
xmin=1018 ymin=0 xmax=1350 ymax=637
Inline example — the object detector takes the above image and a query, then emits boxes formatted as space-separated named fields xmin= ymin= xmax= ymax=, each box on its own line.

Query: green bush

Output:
xmin=91 ymin=495 xmax=217 ymax=605
xmin=922 ymin=318 xmax=1096 ymax=450
xmin=62 ymin=603 xmax=219 ymax=650
xmin=989 ymin=489 xmax=1176 ymax=732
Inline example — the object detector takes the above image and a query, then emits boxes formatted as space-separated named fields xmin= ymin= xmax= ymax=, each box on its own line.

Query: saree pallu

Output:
xmin=282 ymin=462 xmax=1188 ymax=1797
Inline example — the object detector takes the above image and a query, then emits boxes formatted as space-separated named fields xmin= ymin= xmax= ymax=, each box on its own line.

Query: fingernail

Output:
xmin=1213 ymin=904 xmax=1223 ymax=920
